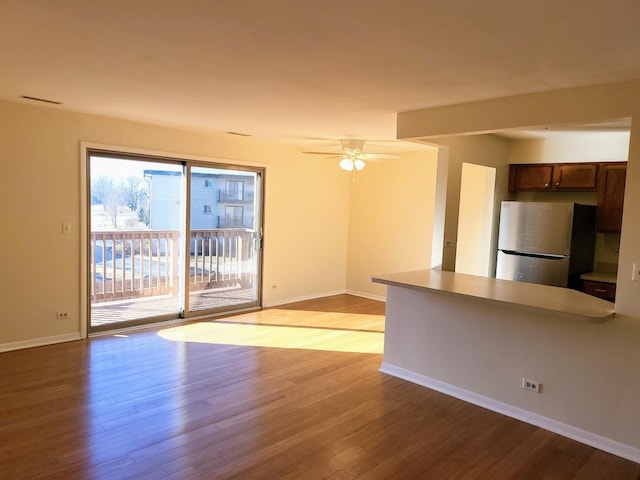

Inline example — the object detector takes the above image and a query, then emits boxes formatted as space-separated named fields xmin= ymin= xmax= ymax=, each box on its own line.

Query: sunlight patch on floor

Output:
xmin=157 ymin=309 xmax=384 ymax=354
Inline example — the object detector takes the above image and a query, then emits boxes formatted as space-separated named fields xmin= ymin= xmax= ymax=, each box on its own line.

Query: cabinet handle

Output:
xmin=555 ymin=182 xmax=560 ymax=187
xmin=544 ymin=183 xmax=550 ymax=188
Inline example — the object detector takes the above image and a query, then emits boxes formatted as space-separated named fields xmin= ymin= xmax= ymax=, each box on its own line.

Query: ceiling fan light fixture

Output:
xmin=339 ymin=157 xmax=354 ymax=171
xmin=303 ymin=139 xmax=380 ymax=172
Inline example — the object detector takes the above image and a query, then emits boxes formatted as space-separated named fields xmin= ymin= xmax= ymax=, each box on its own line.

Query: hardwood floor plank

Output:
xmin=322 ymin=470 xmax=357 ymax=480
xmin=573 ymin=449 xmax=640 ymax=480
xmin=0 ymin=294 xmax=637 ymax=479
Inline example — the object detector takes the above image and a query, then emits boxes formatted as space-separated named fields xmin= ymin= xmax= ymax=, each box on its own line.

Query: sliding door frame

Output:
xmin=182 ymin=160 xmax=265 ymax=319
xmin=80 ymin=142 xmax=265 ymax=337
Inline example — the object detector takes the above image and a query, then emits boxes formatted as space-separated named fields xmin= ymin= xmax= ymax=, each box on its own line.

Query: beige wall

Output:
xmin=426 ymin=135 xmax=512 ymax=272
xmin=395 ymin=80 xmax=640 ymax=451
xmin=398 ymin=80 xmax=640 ymax=139
xmin=345 ymin=150 xmax=439 ymax=298
xmin=508 ymin=131 xmax=630 ymax=164
xmin=0 ymin=100 xmax=354 ymax=346
xmin=0 ymin=99 xmax=437 ymax=348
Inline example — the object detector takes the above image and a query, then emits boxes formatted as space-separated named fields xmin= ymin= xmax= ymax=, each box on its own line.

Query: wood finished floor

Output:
xmin=1 ymin=294 xmax=638 ymax=479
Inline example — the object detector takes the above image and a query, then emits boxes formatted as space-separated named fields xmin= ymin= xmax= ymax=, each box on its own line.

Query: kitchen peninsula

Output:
xmin=370 ymin=269 xmax=619 ymax=457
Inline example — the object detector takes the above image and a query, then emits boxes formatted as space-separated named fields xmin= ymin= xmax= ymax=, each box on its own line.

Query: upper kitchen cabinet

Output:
xmin=596 ymin=162 xmax=627 ymax=232
xmin=552 ymin=163 xmax=598 ymax=190
xmin=508 ymin=164 xmax=553 ymax=191
xmin=508 ymin=163 xmax=598 ymax=192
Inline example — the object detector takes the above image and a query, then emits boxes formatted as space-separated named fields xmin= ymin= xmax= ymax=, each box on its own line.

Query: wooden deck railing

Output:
xmin=90 ymin=229 xmax=255 ymax=303
xmin=189 ymin=229 xmax=255 ymax=290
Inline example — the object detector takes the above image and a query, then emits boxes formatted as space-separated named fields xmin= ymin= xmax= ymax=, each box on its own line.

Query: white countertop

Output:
xmin=371 ymin=269 xmax=615 ymax=322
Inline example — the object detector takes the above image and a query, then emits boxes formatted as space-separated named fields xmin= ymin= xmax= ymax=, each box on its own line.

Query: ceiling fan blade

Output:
xmin=302 ymin=151 xmax=341 ymax=155
xmin=358 ymin=153 xmax=400 ymax=160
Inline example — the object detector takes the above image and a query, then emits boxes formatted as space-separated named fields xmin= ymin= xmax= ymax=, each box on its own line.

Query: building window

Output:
xmin=203 ymin=205 xmax=212 ymax=214
xmin=225 ymin=180 xmax=243 ymax=201
xmin=225 ymin=206 xmax=243 ymax=227
xmin=204 ymin=178 xmax=214 ymax=188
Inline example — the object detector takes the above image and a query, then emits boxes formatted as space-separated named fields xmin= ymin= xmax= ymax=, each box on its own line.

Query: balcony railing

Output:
xmin=218 ymin=191 xmax=254 ymax=203
xmin=217 ymin=216 xmax=252 ymax=228
xmin=90 ymin=229 xmax=255 ymax=303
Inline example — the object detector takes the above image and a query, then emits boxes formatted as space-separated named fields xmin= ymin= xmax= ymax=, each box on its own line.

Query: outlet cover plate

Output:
xmin=523 ymin=378 xmax=541 ymax=393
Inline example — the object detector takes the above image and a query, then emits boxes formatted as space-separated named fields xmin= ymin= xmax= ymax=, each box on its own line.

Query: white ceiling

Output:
xmin=1 ymin=0 xmax=639 ymax=151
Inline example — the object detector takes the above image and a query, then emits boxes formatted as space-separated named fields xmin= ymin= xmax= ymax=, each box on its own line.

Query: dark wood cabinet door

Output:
xmin=552 ymin=164 xmax=598 ymax=190
xmin=508 ymin=164 xmax=553 ymax=192
xmin=582 ymin=280 xmax=616 ymax=302
xmin=596 ymin=163 xmax=627 ymax=232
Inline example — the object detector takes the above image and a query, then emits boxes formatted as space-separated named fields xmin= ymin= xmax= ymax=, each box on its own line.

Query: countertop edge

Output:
xmin=579 ymin=272 xmax=618 ymax=284
xmin=371 ymin=270 xmax=615 ymax=323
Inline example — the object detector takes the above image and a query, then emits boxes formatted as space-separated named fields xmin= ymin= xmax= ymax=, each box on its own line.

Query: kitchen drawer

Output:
xmin=582 ymin=280 xmax=616 ymax=301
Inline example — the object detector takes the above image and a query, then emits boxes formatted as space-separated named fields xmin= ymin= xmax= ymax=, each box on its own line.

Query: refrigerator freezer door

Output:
xmin=496 ymin=251 xmax=570 ymax=287
xmin=497 ymin=202 xmax=574 ymax=255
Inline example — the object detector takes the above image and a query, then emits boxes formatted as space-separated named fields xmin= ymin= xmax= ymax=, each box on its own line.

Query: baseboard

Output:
xmin=0 ymin=333 xmax=82 ymax=353
xmin=264 ymin=290 xmax=346 ymax=308
xmin=380 ymin=362 xmax=640 ymax=464
xmin=345 ymin=289 xmax=386 ymax=302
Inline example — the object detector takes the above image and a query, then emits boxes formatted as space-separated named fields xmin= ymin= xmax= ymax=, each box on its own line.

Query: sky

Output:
xmin=90 ymin=156 xmax=181 ymax=179
xmin=90 ymin=156 xmax=255 ymax=179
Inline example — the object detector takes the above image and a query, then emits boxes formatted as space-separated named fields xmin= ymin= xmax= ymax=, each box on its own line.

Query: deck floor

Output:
xmin=91 ymin=285 xmax=256 ymax=327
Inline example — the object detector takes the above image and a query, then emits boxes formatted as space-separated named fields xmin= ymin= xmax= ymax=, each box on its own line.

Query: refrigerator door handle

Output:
xmin=501 ymin=250 xmax=566 ymax=260
xmin=496 ymin=250 xmax=571 ymax=287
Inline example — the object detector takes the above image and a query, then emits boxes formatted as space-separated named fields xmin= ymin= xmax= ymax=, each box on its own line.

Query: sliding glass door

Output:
xmin=88 ymin=156 xmax=184 ymax=330
xmin=185 ymin=165 xmax=262 ymax=316
xmin=87 ymin=151 xmax=263 ymax=332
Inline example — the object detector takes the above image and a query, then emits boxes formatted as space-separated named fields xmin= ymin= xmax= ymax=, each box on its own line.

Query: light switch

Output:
xmin=62 ymin=222 xmax=71 ymax=235
xmin=633 ymin=262 xmax=640 ymax=282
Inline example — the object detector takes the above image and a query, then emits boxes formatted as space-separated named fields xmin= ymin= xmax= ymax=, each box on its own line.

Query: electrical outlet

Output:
xmin=271 ymin=284 xmax=278 ymax=289
xmin=56 ymin=312 xmax=69 ymax=319
xmin=522 ymin=378 xmax=541 ymax=393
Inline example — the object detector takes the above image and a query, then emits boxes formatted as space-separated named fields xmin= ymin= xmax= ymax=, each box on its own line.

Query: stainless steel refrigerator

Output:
xmin=495 ymin=201 xmax=596 ymax=288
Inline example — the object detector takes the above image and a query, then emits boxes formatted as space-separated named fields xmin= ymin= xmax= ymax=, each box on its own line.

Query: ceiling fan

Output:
xmin=303 ymin=139 xmax=399 ymax=171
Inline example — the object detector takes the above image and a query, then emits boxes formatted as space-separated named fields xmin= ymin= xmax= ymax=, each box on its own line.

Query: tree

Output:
xmin=118 ymin=175 xmax=150 ymax=226
xmin=91 ymin=175 xmax=115 ymax=205
xmin=118 ymin=175 xmax=144 ymax=211
xmin=91 ymin=175 xmax=121 ymax=228
xmin=92 ymin=173 xmax=150 ymax=228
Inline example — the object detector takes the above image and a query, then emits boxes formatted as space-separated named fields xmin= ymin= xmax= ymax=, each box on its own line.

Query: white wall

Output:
xmin=0 ymin=100 xmax=352 ymax=347
xmin=345 ymin=150 xmax=439 ymax=299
